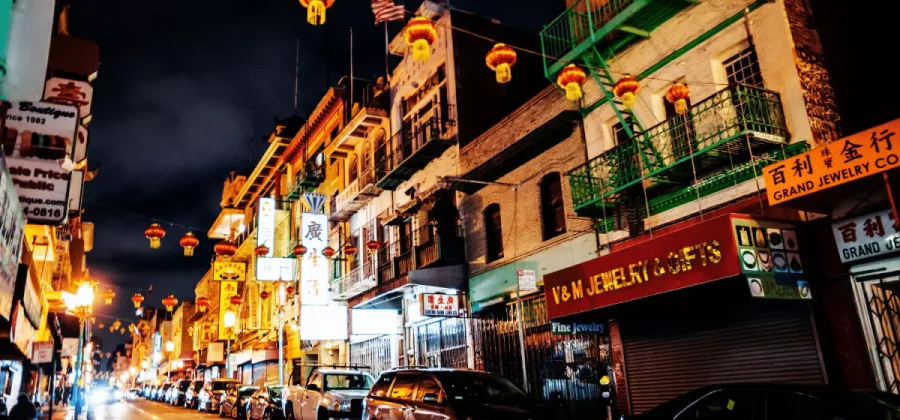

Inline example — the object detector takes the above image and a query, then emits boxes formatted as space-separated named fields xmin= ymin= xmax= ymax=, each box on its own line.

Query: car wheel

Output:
xmin=316 ymin=408 xmax=329 ymax=420
xmin=284 ymin=404 xmax=295 ymax=420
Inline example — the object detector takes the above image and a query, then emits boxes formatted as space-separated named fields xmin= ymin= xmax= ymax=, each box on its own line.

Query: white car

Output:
xmin=283 ymin=369 xmax=374 ymax=420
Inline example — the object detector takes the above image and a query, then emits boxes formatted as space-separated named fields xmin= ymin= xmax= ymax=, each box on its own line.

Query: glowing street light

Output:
xmin=224 ymin=310 xmax=236 ymax=378
xmin=165 ymin=341 xmax=175 ymax=352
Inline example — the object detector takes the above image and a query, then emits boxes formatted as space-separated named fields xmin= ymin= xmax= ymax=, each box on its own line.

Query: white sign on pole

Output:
xmin=517 ymin=269 xmax=537 ymax=292
xmin=31 ymin=340 xmax=53 ymax=364
xmin=256 ymin=257 xmax=296 ymax=281
xmin=3 ymin=101 xmax=78 ymax=225
xmin=832 ymin=208 xmax=900 ymax=263
xmin=300 ymin=212 xmax=329 ymax=305
xmin=257 ymin=197 xmax=276 ymax=256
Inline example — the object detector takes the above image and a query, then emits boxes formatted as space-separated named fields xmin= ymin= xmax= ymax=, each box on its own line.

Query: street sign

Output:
xmin=517 ymin=269 xmax=537 ymax=292
xmin=31 ymin=340 xmax=53 ymax=364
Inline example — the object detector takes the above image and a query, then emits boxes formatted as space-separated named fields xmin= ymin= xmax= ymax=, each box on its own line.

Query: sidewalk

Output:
xmin=43 ymin=404 xmax=82 ymax=420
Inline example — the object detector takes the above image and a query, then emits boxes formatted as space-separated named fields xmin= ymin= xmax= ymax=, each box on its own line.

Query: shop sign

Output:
xmin=43 ymin=78 xmax=93 ymax=119
xmin=543 ymin=215 xmax=741 ymax=319
xmin=21 ymin=268 xmax=41 ymax=328
xmin=217 ymin=280 xmax=238 ymax=341
xmin=0 ymin=155 xmax=26 ymax=321
xmin=11 ymin=304 xmax=35 ymax=355
xmin=207 ymin=342 xmax=224 ymax=363
xmin=3 ymin=101 xmax=78 ymax=225
xmin=256 ymin=197 xmax=275 ymax=256
xmin=831 ymin=209 xmax=900 ymax=263
xmin=256 ymin=257 xmax=296 ymax=281
xmin=61 ymin=338 xmax=78 ymax=357
xmin=517 ymin=269 xmax=537 ymax=292
xmin=550 ymin=321 xmax=605 ymax=336
xmin=67 ymin=169 xmax=84 ymax=214
xmin=747 ymin=275 xmax=811 ymax=300
xmin=764 ymin=118 xmax=900 ymax=206
xmin=31 ymin=340 xmax=53 ymax=364
xmin=213 ymin=261 xmax=246 ymax=281
xmin=732 ymin=216 xmax=803 ymax=275
xmin=300 ymin=212 xmax=329 ymax=304
xmin=300 ymin=305 xmax=348 ymax=340
xmin=419 ymin=293 xmax=459 ymax=317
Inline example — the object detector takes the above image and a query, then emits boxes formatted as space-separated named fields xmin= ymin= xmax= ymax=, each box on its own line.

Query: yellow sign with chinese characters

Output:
xmin=217 ymin=280 xmax=238 ymax=341
xmin=764 ymin=118 xmax=900 ymax=205
xmin=213 ymin=261 xmax=246 ymax=281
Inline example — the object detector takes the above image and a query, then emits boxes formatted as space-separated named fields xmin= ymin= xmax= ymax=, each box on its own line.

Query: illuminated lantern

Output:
xmin=162 ymin=295 xmax=178 ymax=312
xmin=103 ymin=289 xmax=115 ymax=305
xmin=404 ymin=17 xmax=437 ymax=62
xmin=230 ymin=295 xmax=243 ymax=306
xmin=214 ymin=239 xmax=238 ymax=257
xmin=98 ymin=323 xmax=105 ymax=329
xmin=366 ymin=240 xmax=380 ymax=254
xmin=343 ymin=244 xmax=358 ymax=256
xmin=613 ymin=74 xmax=640 ymax=109
xmin=196 ymin=296 xmax=210 ymax=313
xmin=322 ymin=246 xmax=336 ymax=259
xmin=109 ymin=326 xmax=114 ymax=332
xmin=260 ymin=291 xmax=270 ymax=300
xmin=131 ymin=293 xmax=144 ymax=309
xmin=254 ymin=244 xmax=270 ymax=257
xmin=119 ymin=328 xmax=125 ymax=334
xmin=144 ymin=223 xmax=166 ymax=249
xmin=286 ymin=285 xmax=296 ymax=296
xmin=665 ymin=83 xmax=691 ymax=115
xmin=556 ymin=64 xmax=587 ymax=101
xmin=299 ymin=0 xmax=334 ymax=26
xmin=485 ymin=43 xmax=517 ymax=84
xmin=179 ymin=232 xmax=200 ymax=257
xmin=113 ymin=320 xmax=121 ymax=329
xmin=292 ymin=244 xmax=307 ymax=257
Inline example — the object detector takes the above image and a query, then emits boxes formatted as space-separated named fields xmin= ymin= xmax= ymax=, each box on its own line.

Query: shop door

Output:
xmin=854 ymin=275 xmax=900 ymax=393
xmin=622 ymin=299 xmax=825 ymax=414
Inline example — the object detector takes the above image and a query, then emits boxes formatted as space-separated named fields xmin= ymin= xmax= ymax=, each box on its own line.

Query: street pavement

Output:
xmin=48 ymin=398 xmax=226 ymax=420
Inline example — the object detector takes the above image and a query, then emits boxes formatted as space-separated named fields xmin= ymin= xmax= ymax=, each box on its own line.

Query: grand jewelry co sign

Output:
xmin=2 ymin=101 xmax=78 ymax=225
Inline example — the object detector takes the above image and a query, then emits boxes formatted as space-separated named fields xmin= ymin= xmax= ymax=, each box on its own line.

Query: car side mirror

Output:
xmin=422 ymin=393 xmax=440 ymax=404
xmin=306 ymin=384 xmax=319 ymax=393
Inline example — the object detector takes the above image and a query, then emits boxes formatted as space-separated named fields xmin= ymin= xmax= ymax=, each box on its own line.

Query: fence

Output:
xmin=350 ymin=336 xmax=394 ymax=378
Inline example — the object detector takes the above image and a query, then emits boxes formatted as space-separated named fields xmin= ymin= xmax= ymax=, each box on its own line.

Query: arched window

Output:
xmin=540 ymin=173 xmax=566 ymax=240
xmin=348 ymin=154 xmax=358 ymax=184
xmin=373 ymin=131 xmax=387 ymax=172
xmin=483 ymin=204 xmax=503 ymax=263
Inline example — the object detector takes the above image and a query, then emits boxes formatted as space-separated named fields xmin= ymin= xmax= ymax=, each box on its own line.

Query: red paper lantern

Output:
xmin=162 ymin=295 xmax=178 ymax=312
xmin=103 ymin=289 xmax=115 ymax=305
xmin=292 ymin=244 xmax=308 ymax=256
xmin=366 ymin=240 xmax=380 ymax=254
xmin=343 ymin=244 xmax=358 ymax=256
xmin=322 ymin=246 xmax=336 ymax=259
xmin=230 ymin=295 xmax=243 ymax=306
xmin=485 ymin=43 xmax=517 ymax=84
xmin=613 ymin=74 xmax=640 ymax=109
xmin=179 ymin=232 xmax=200 ymax=257
xmin=665 ymin=83 xmax=691 ymax=115
xmin=255 ymin=244 xmax=270 ymax=257
xmin=286 ymin=285 xmax=296 ymax=295
xmin=196 ymin=296 xmax=210 ymax=313
xmin=556 ymin=64 xmax=587 ymax=101
xmin=214 ymin=239 xmax=238 ymax=257
xmin=260 ymin=291 xmax=270 ymax=300
xmin=144 ymin=223 xmax=166 ymax=249
xmin=404 ymin=17 xmax=438 ymax=62
xmin=131 ymin=293 xmax=144 ymax=309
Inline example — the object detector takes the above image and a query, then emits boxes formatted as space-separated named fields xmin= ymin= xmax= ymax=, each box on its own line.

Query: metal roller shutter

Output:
xmin=265 ymin=362 xmax=280 ymax=385
xmin=623 ymin=300 xmax=824 ymax=414
xmin=252 ymin=363 xmax=266 ymax=385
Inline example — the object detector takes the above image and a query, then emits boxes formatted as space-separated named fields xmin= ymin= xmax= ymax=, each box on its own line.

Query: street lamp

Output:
xmin=223 ymin=310 xmax=236 ymax=379
xmin=65 ymin=281 xmax=95 ymax=418
xmin=275 ymin=280 xmax=287 ymax=386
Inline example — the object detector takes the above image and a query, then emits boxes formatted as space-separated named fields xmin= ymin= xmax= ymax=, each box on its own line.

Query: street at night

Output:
xmin=50 ymin=400 xmax=226 ymax=420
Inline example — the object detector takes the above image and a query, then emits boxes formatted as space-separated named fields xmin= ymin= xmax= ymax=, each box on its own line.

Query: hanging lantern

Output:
xmin=404 ymin=17 xmax=437 ymax=62
xmin=109 ymin=326 xmax=114 ymax=332
xmin=299 ymin=0 xmax=334 ymax=26
xmin=113 ymin=320 xmax=121 ymax=329
xmin=90 ymin=317 xmax=95 ymax=325
xmin=366 ymin=240 xmax=380 ymax=254
xmin=179 ymin=232 xmax=200 ymax=257
xmin=286 ymin=285 xmax=296 ymax=296
xmin=144 ymin=223 xmax=166 ymax=249
xmin=103 ymin=289 xmax=115 ymax=305
xmin=260 ymin=291 xmax=270 ymax=300
xmin=665 ymin=83 xmax=691 ymax=115
xmin=613 ymin=74 xmax=640 ymax=109
xmin=292 ymin=244 xmax=308 ymax=257
xmin=230 ymin=295 xmax=243 ymax=306
xmin=322 ymin=246 xmax=336 ymax=259
xmin=556 ymin=64 xmax=587 ymax=101
xmin=131 ymin=293 xmax=144 ymax=309
xmin=98 ymin=323 xmax=105 ymax=329
xmin=254 ymin=244 xmax=270 ymax=257
xmin=343 ymin=244 xmax=358 ymax=256
xmin=196 ymin=296 xmax=210 ymax=313
xmin=214 ymin=239 xmax=238 ymax=257
xmin=485 ymin=43 xmax=517 ymax=84
xmin=119 ymin=328 xmax=125 ymax=334
xmin=162 ymin=294 xmax=178 ymax=312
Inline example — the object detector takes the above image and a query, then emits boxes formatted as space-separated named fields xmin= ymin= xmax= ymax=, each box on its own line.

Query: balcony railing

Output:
xmin=569 ymin=84 xmax=789 ymax=217
xmin=287 ymin=154 xmax=326 ymax=199
xmin=331 ymin=171 xmax=378 ymax=221
xmin=330 ymin=265 xmax=377 ymax=301
xmin=375 ymin=105 xmax=457 ymax=190
xmin=377 ymin=243 xmax=394 ymax=284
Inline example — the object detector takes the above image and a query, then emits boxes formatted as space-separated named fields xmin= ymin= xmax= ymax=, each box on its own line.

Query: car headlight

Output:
xmin=114 ymin=390 xmax=124 ymax=399
xmin=90 ymin=389 xmax=109 ymax=404
xmin=331 ymin=400 xmax=351 ymax=412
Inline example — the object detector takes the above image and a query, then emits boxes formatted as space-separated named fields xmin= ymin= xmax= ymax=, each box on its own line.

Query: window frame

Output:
xmin=540 ymin=173 xmax=567 ymax=241
xmin=483 ymin=204 xmax=504 ymax=263
xmin=387 ymin=373 xmax=420 ymax=402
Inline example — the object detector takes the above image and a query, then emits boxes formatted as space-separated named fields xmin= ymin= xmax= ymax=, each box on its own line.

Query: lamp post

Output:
xmin=66 ymin=281 xmax=95 ymax=418
xmin=223 ymin=310 xmax=236 ymax=379
xmin=275 ymin=280 xmax=287 ymax=386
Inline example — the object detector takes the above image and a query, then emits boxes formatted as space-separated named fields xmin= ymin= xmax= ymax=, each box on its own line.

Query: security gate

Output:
xmin=855 ymin=274 xmax=900 ymax=393
xmin=350 ymin=336 xmax=393 ymax=377
xmin=415 ymin=317 xmax=468 ymax=368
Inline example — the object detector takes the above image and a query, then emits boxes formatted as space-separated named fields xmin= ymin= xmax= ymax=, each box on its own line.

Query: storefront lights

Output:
xmin=223 ymin=310 xmax=236 ymax=329
xmin=165 ymin=341 xmax=175 ymax=352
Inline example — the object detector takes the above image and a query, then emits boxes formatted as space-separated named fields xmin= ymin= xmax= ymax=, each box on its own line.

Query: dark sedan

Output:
xmin=220 ymin=385 xmax=258 ymax=419
xmin=629 ymin=383 xmax=900 ymax=420
xmin=247 ymin=384 xmax=285 ymax=420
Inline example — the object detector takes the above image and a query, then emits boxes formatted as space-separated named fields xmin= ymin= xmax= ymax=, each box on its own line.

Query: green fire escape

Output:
xmin=539 ymin=0 xmax=806 ymax=231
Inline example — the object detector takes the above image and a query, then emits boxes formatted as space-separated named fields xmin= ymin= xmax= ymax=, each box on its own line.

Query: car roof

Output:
xmin=213 ymin=378 xmax=240 ymax=382
xmin=315 ymin=369 xmax=368 ymax=375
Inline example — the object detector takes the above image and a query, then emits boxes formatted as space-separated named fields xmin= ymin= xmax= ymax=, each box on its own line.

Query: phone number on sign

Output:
xmin=22 ymin=207 xmax=63 ymax=219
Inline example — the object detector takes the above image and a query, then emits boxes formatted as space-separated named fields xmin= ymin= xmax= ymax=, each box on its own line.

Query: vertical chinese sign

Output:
xmin=218 ymin=280 xmax=238 ymax=341
xmin=257 ymin=197 xmax=276 ymax=256
xmin=300 ymin=212 xmax=329 ymax=305
xmin=832 ymin=209 xmax=900 ymax=263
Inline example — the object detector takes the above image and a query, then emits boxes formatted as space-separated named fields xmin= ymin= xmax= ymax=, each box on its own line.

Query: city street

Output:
xmin=49 ymin=400 xmax=225 ymax=420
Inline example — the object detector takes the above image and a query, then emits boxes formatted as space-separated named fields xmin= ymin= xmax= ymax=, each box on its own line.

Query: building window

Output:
xmin=484 ymin=204 xmax=504 ymax=263
xmin=540 ymin=173 xmax=566 ymax=240
xmin=724 ymin=47 xmax=764 ymax=88
xmin=348 ymin=155 xmax=358 ymax=183
xmin=611 ymin=117 xmax=635 ymax=146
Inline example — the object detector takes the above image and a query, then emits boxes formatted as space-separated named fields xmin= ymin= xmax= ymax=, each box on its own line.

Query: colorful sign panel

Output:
xmin=732 ymin=215 xmax=809 ymax=300
xmin=550 ymin=321 xmax=605 ymax=336
xmin=543 ymin=215 xmax=741 ymax=319
xmin=746 ymin=276 xmax=811 ymax=300
xmin=832 ymin=209 xmax=900 ymax=263
xmin=257 ymin=197 xmax=276 ymax=256
xmin=256 ymin=257 xmax=296 ymax=281
xmin=43 ymin=78 xmax=93 ymax=120
xmin=0 ymin=155 xmax=25 ymax=321
xmin=300 ymin=212 xmax=329 ymax=305
xmin=2 ymin=101 xmax=78 ymax=224
xmin=213 ymin=261 xmax=246 ymax=281
xmin=217 ymin=280 xmax=239 ymax=341
xmin=420 ymin=293 xmax=460 ymax=317
xmin=764 ymin=119 xmax=900 ymax=206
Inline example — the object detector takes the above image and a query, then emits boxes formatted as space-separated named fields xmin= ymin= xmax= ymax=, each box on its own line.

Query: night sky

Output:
xmin=60 ymin=0 xmax=899 ymax=356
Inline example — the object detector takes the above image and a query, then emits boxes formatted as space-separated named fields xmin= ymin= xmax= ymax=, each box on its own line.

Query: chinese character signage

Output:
xmin=217 ymin=280 xmax=238 ymax=341
xmin=0 ymin=155 xmax=25 ymax=321
xmin=213 ymin=261 xmax=246 ymax=281
xmin=300 ymin=212 xmax=329 ymax=305
xmin=550 ymin=321 xmax=605 ymax=336
xmin=419 ymin=293 xmax=460 ymax=317
xmin=43 ymin=78 xmax=93 ymax=120
xmin=2 ymin=101 xmax=78 ymax=225
xmin=764 ymin=119 xmax=900 ymax=206
xmin=256 ymin=257 xmax=296 ymax=281
xmin=257 ymin=197 xmax=275 ymax=256
xmin=832 ymin=209 xmax=900 ymax=263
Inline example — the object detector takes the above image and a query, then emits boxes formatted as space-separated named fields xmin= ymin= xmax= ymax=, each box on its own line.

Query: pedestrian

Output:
xmin=8 ymin=394 xmax=36 ymax=420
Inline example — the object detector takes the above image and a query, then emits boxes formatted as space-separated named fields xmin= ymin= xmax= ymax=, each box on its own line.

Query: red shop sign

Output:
xmin=544 ymin=215 xmax=742 ymax=319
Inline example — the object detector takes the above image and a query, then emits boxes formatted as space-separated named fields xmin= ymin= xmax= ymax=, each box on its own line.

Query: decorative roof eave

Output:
xmin=283 ymin=87 xmax=346 ymax=165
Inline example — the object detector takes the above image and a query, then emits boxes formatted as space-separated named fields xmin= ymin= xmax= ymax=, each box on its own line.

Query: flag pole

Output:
xmin=383 ymin=22 xmax=389 ymax=81
xmin=350 ymin=26 xmax=354 ymax=109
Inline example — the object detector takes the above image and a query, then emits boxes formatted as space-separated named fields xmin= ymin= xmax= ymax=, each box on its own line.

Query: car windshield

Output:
xmin=179 ymin=382 xmax=190 ymax=391
xmin=239 ymin=386 xmax=258 ymax=397
xmin=213 ymin=381 xmax=238 ymax=391
xmin=192 ymin=382 xmax=204 ymax=391
xmin=439 ymin=372 xmax=527 ymax=405
xmin=324 ymin=374 xmax=374 ymax=391
xmin=268 ymin=387 xmax=284 ymax=399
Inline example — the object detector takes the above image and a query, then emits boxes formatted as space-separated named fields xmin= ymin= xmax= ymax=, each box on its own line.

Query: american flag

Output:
xmin=371 ymin=0 xmax=405 ymax=24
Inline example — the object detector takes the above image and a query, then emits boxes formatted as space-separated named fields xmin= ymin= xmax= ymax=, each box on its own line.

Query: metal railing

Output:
xmin=540 ymin=0 xmax=635 ymax=64
xmin=415 ymin=224 xmax=438 ymax=269
xmin=374 ymin=105 xmax=457 ymax=180
xmin=377 ymin=241 xmax=395 ymax=283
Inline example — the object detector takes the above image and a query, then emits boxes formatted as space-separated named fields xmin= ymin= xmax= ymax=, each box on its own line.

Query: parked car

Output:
xmin=629 ymin=383 xmax=900 ymax=420
xmin=247 ymin=384 xmax=285 ymax=420
xmin=363 ymin=368 xmax=548 ymax=420
xmin=284 ymin=368 xmax=375 ymax=420
xmin=169 ymin=380 xmax=191 ymax=406
xmin=220 ymin=385 xmax=258 ymax=419
xmin=157 ymin=383 xmax=172 ymax=402
xmin=89 ymin=385 xmax=123 ymax=404
xmin=150 ymin=385 xmax=161 ymax=401
xmin=185 ymin=380 xmax=205 ymax=408
xmin=199 ymin=378 xmax=241 ymax=413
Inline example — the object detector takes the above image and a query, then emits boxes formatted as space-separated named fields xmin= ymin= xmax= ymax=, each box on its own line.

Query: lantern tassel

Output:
xmin=675 ymin=99 xmax=688 ymax=115
xmin=621 ymin=92 xmax=636 ymax=109
xmin=495 ymin=63 xmax=512 ymax=84
xmin=412 ymin=39 xmax=431 ymax=61
xmin=565 ymin=83 xmax=583 ymax=101
xmin=184 ymin=247 xmax=194 ymax=257
xmin=149 ymin=238 xmax=161 ymax=249
xmin=307 ymin=0 xmax=326 ymax=25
